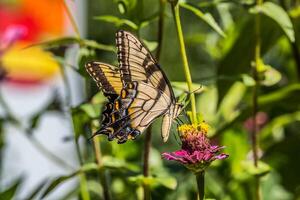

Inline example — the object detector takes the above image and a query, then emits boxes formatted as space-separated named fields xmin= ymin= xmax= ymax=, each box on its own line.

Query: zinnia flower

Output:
xmin=162 ymin=122 xmax=228 ymax=173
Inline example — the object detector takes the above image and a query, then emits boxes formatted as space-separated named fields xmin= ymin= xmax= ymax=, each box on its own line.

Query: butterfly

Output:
xmin=85 ymin=30 xmax=182 ymax=144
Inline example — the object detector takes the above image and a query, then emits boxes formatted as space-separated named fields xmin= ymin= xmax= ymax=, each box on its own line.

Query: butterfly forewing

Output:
xmin=116 ymin=30 xmax=174 ymax=99
xmin=85 ymin=62 xmax=123 ymax=98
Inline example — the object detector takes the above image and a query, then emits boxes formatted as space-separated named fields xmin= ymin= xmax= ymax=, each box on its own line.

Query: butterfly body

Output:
xmin=86 ymin=30 xmax=182 ymax=143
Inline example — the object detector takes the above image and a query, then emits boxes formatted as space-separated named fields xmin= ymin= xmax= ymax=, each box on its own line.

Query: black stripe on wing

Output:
xmin=115 ymin=30 xmax=172 ymax=94
xmin=85 ymin=61 xmax=123 ymax=100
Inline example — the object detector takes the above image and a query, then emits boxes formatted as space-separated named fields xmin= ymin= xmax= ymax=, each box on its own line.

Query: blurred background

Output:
xmin=0 ymin=0 xmax=300 ymax=199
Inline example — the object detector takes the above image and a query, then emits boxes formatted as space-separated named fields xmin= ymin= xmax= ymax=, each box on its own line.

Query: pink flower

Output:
xmin=162 ymin=123 xmax=228 ymax=173
xmin=0 ymin=25 xmax=28 ymax=52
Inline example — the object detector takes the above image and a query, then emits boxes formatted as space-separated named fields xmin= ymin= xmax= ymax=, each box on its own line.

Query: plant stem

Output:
xmin=170 ymin=2 xmax=197 ymax=123
xmin=92 ymin=126 xmax=111 ymax=200
xmin=63 ymin=0 xmax=81 ymax=38
xmin=252 ymin=0 xmax=263 ymax=199
xmin=156 ymin=0 xmax=166 ymax=60
xmin=142 ymin=3 xmax=167 ymax=197
xmin=196 ymin=171 xmax=205 ymax=200
xmin=143 ymin=126 xmax=152 ymax=200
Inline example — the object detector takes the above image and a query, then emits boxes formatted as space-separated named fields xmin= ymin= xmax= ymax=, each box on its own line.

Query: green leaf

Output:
xmin=258 ymin=84 xmax=300 ymax=106
xmin=260 ymin=65 xmax=282 ymax=86
xmin=71 ymin=107 xmax=91 ymax=140
xmin=77 ymin=47 xmax=96 ymax=76
xmin=242 ymin=161 xmax=271 ymax=177
xmin=142 ymin=40 xmax=158 ymax=52
xmin=180 ymin=3 xmax=226 ymax=37
xmin=217 ymin=82 xmax=246 ymax=127
xmin=171 ymin=81 xmax=205 ymax=93
xmin=128 ymin=175 xmax=177 ymax=189
xmin=80 ymin=103 xmax=101 ymax=119
xmin=260 ymin=111 xmax=300 ymax=148
xmin=102 ymin=156 xmax=139 ymax=172
xmin=24 ymin=180 xmax=48 ymax=200
xmin=94 ymin=15 xmax=138 ymax=30
xmin=217 ymin=17 xmax=282 ymax=104
xmin=0 ymin=178 xmax=22 ymax=200
xmin=27 ymin=37 xmax=115 ymax=52
xmin=249 ymin=2 xmax=295 ymax=42
xmin=41 ymin=173 xmax=77 ymax=198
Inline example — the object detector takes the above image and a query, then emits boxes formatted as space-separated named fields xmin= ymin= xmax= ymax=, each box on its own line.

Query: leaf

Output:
xmin=260 ymin=65 xmax=282 ymax=86
xmin=171 ymin=81 xmax=205 ymax=93
xmin=249 ymin=2 xmax=295 ymax=42
xmin=41 ymin=173 xmax=77 ymax=198
xmin=142 ymin=40 xmax=158 ymax=52
xmin=40 ymin=164 xmax=98 ymax=199
xmin=71 ymin=107 xmax=91 ymax=140
xmin=80 ymin=103 xmax=101 ymax=119
xmin=128 ymin=175 xmax=177 ymax=189
xmin=180 ymin=3 xmax=226 ymax=37
xmin=0 ymin=178 xmax=23 ymax=200
xmin=258 ymin=84 xmax=300 ymax=107
xmin=24 ymin=179 xmax=48 ymax=200
xmin=94 ymin=15 xmax=138 ymax=30
xmin=217 ymin=17 xmax=282 ymax=105
xmin=242 ymin=161 xmax=271 ymax=177
xmin=217 ymin=82 xmax=246 ymax=128
xmin=77 ymin=47 xmax=96 ymax=76
xmin=27 ymin=37 xmax=115 ymax=52
xmin=259 ymin=111 xmax=300 ymax=148
xmin=102 ymin=156 xmax=139 ymax=172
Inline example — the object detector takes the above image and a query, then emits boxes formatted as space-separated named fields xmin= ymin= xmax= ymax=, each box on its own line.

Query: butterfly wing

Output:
xmin=98 ymin=81 xmax=172 ymax=143
xmin=85 ymin=61 xmax=123 ymax=128
xmin=116 ymin=30 xmax=174 ymax=98
xmin=85 ymin=61 xmax=123 ymax=100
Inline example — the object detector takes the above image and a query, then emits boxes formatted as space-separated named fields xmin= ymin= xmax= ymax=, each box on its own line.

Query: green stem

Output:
xmin=92 ymin=125 xmax=111 ymax=200
xmin=252 ymin=0 xmax=263 ymax=199
xmin=196 ymin=171 xmax=205 ymax=200
xmin=170 ymin=1 xmax=197 ymax=123
xmin=143 ymin=126 xmax=152 ymax=200
xmin=156 ymin=0 xmax=166 ymax=60
xmin=79 ymin=173 xmax=90 ymax=200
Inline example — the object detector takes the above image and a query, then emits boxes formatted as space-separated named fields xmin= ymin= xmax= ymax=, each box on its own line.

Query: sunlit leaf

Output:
xmin=27 ymin=37 xmax=115 ymax=52
xmin=80 ymin=103 xmax=101 ymax=119
xmin=102 ymin=156 xmax=139 ymax=172
xmin=180 ymin=3 xmax=226 ymax=37
xmin=94 ymin=15 xmax=138 ymax=30
xmin=128 ymin=175 xmax=177 ymax=189
xmin=260 ymin=65 xmax=282 ymax=86
xmin=242 ymin=160 xmax=271 ymax=177
xmin=249 ymin=2 xmax=295 ymax=42
xmin=142 ymin=40 xmax=158 ymax=52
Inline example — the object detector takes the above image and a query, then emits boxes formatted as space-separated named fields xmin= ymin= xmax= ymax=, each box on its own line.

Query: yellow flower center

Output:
xmin=178 ymin=122 xmax=210 ymax=138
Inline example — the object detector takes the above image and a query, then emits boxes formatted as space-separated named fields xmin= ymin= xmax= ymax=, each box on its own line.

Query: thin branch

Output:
xmin=252 ymin=0 xmax=263 ymax=199
xmin=63 ymin=0 xmax=81 ymax=38
xmin=170 ymin=2 xmax=197 ymax=123
xmin=92 ymin=135 xmax=111 ymax=200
